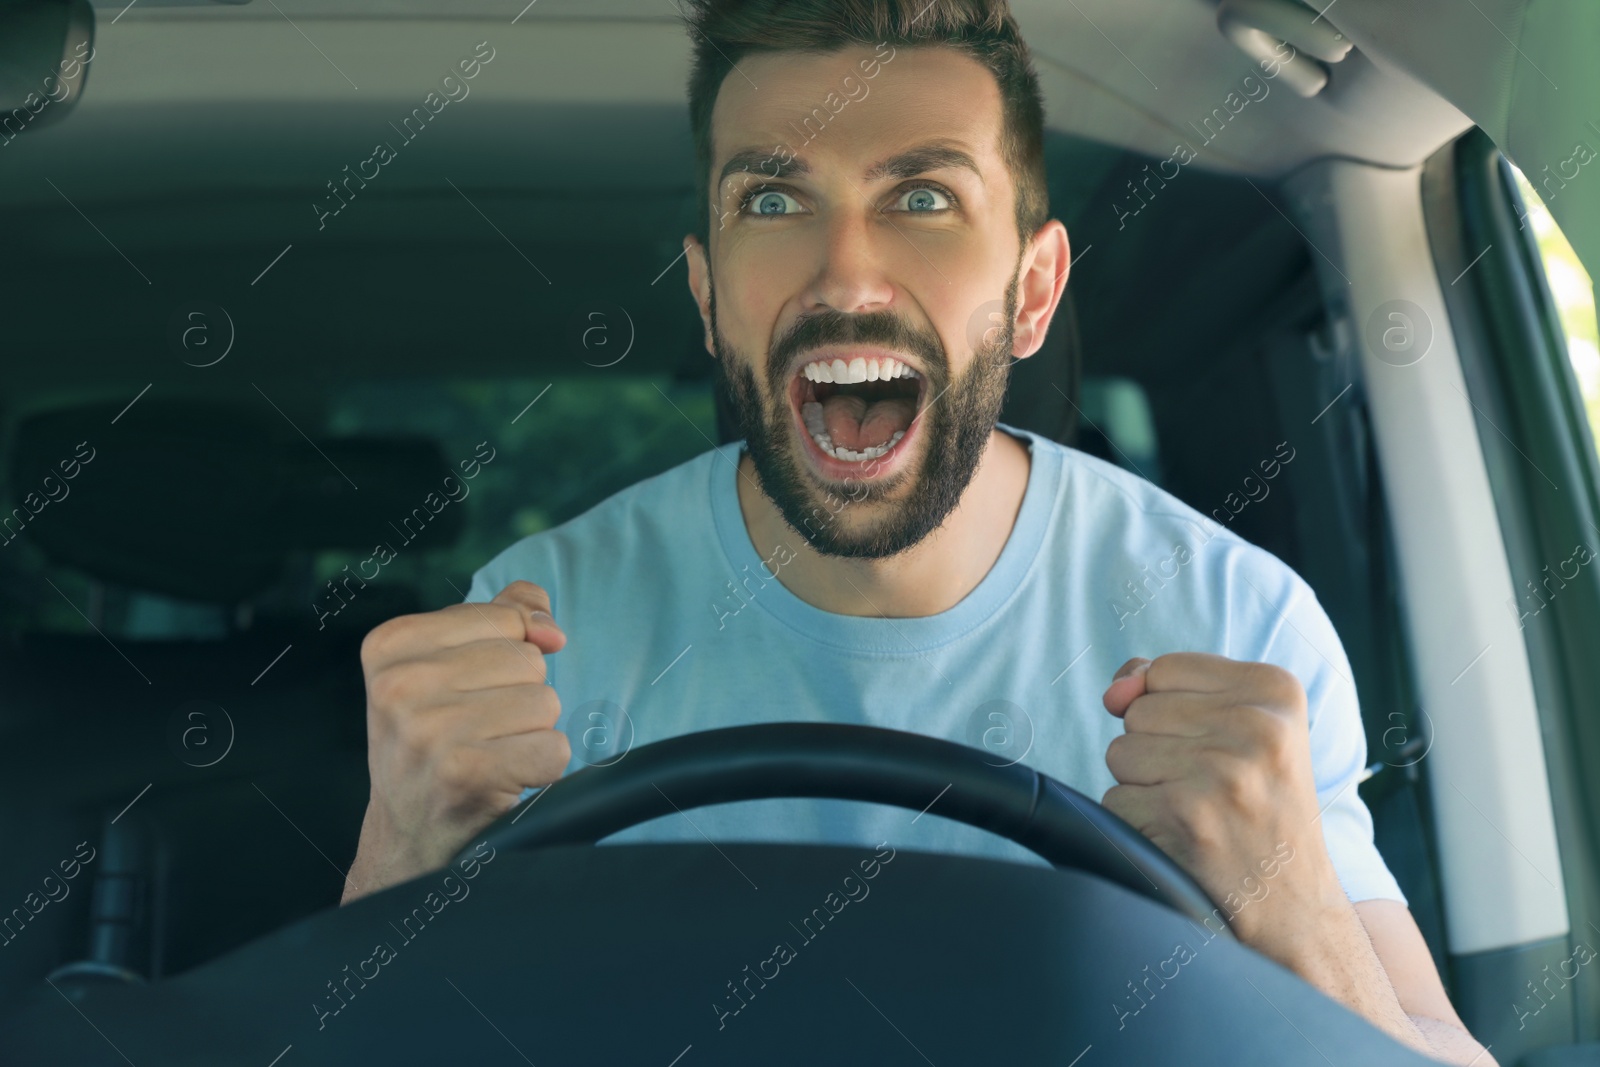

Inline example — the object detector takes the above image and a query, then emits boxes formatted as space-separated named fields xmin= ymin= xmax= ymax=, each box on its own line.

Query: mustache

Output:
xmin=767 ymin=310 xmax=945 ymax=389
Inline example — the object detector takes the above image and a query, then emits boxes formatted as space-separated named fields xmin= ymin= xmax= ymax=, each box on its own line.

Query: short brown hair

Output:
xmin=681 ymin=0 xmax=1050 ymax=248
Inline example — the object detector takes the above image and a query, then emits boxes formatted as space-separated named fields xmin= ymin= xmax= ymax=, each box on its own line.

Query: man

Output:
xmin=344 ymin=1 xmax=1492 ymax=1061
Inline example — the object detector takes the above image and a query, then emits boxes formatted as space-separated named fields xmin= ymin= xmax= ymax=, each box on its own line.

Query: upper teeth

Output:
xmin=802 ymin=356 xmax=919 ymax=384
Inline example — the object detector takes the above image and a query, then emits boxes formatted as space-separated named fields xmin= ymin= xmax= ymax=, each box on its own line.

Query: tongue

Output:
xmin=821 ymin=394 xmax=917 ymax=451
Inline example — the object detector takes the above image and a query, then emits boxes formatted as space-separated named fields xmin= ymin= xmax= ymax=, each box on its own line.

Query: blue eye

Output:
xmin=744 ymin=189 xmax=802 ymax=216
xmin=736 ymin=183 xmax=953 ymax=218
xmin=896 ymin=185 xmax=953 ymax=213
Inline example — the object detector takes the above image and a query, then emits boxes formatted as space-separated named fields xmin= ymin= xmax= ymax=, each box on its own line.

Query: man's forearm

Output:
xmin=1410 ymin=1014 xmax=1498 ymax=1065
xmin=1263 ymin=897 xmax=1494 ymax=1065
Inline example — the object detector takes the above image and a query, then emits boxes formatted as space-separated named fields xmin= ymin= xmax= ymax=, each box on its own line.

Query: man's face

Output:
xmin=691 ymin=44 xmax=1031 ymax=559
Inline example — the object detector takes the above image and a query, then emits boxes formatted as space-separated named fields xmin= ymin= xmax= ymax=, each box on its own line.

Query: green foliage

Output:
xmin=1513 ymin=167 xmax=1600 ymax=455
xmin=314 ymin=375 xmax=718 ymax=610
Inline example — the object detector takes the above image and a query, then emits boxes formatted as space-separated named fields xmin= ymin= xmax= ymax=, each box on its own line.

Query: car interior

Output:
xmin=1 ymin=0 xmax=1598 ymax=1064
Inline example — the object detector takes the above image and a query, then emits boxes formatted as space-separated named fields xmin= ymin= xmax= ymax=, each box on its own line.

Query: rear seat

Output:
xmin=0 ymin=398 xmax=461 ymax=990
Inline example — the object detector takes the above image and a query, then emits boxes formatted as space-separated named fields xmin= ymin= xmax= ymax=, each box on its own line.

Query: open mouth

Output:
xmin=787 ymin=352 xmax=928 ymax=468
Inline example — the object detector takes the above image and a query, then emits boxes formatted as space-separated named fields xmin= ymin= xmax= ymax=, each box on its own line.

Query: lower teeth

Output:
xmin=800 ymin=401 xmax=905 ymax=461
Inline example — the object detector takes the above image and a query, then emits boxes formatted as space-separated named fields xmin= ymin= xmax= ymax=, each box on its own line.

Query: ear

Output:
xmin=685 ymin=234 xmax=714 ymax=357
xmin=1011 ymin=219 xmax=1071 ymax=361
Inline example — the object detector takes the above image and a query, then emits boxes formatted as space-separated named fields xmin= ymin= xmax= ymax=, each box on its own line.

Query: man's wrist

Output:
xmin=342 ymin=800 xmax=436 ymax=905
xmin=1230 ymin=850 xmax=1352 ymax=965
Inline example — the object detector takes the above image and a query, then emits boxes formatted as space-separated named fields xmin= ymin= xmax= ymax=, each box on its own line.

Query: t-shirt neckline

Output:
xmin=707 ymin=423 xmax=1060 ymax=653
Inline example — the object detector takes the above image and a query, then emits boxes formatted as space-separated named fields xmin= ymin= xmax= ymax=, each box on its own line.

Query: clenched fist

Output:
xmin=342 ymin=580 xmax=569 ymax=903
xmin=1098 ymin=656 xmax=1496 ymax=1064
xmin=1099 ymin=653 xmax=1345 ymax=948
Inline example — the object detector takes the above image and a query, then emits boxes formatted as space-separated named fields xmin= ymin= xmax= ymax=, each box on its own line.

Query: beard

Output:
xmin=711 ymin=266 xmax=1020 ymax=560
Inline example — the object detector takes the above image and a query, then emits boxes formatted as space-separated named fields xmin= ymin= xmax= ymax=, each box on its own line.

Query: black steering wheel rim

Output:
xmin=461 ymin=722 xmax=1231 ymax=935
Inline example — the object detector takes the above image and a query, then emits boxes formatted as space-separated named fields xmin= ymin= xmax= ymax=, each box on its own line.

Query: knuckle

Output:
xmin=390 ymin=703 xmax=440 ymax=756
xmin=435 ymin=744 xmax=481 ymax=795
xmin=487 ymin=790 xmax=522 ymax=819
xmin=361 ymin=614 xmax=411 ymax=666
xmin=525 ymin=730 xmax=571 ymax=786
xmin=1215 ymin=761 xmax=1254 ymax=808
xmin=403 ymin=658 xmax=450 ymax=700
xmin=1104 ymin=733 xmax=1131 ymax=774
xmin=1243 ymin=708 xmax=1295 ymax=769
xmin=505 ymin=578 xmax=547 ymax=597
xmin=1169 ymin=792 xmax=1217 ymax=846
xmin=478 ymin=602 xmax=526 ymax=640
xmin=365 ymin=664 xmax=409 ymax=715
xmin=498 ymin=684 xmax=558 ymax=731
xmin=535 ymin=685 xmax=562 ymax=728
xmin=1122 ymin=697 xmax=1150 ymax=732
xmin=501 ymin=579 xmax=552 ymax=611
xmin=1231 ymin=706 xmax=1273 ymax=749
xmin=548 ymin=729 xmax=572 ymax=767
xmin=449 ymin=600 xmax=518 ymax=640
xmin=369 ymin=660 xmax=445 ymax=724
xmin=1146 ymin=652 xmax=1183 ymax=681
xmin=359 ymin=625 xmax=386 ymax=667
xmin=504 ymin=644 xmax=548 ymax=683
xmin=1254 ymin=662 xmax=1306 ymax=709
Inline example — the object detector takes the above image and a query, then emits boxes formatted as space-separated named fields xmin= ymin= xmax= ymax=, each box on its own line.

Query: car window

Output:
xmin=1510 ymin=166 xmax=1600 ymax=463
xmin=0 ymin=375 xmax=716 ymax=640
xmin=314 ymin=375 xmax=717 ymax=613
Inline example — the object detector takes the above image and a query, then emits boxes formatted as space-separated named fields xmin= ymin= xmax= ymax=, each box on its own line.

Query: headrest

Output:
xmin=7 ymin=399 xmax=466 ymax=603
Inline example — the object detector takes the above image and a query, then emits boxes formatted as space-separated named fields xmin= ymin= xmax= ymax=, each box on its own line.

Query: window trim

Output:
xmin=1423 ymin=125 xmax=1600 ymax=1048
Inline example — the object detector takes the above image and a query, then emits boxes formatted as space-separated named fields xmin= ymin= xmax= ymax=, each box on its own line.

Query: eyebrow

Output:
xmin=715 ymin=139 xmax=986 ymax=194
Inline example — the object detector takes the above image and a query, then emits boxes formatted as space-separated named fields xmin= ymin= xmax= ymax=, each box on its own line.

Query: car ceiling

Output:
xmin=1 ymin=0 xmax=1593 ymax=398
xmin=1314 ymin=0 xmax=1600 ymax=284
xmin=42 ymin=0 xmax=1475 ymax=195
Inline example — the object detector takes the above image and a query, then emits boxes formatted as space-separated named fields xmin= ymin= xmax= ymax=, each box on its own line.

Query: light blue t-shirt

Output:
xmin=465 ymin=424 xmax=1405 ymax=905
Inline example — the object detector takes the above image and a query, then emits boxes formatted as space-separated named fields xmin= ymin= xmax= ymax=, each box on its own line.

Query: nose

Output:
xmin=799 ymin=205 xmax=897 ymax=317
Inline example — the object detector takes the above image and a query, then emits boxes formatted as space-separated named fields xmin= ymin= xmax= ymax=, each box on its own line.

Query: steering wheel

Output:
xmin=461 ymin=722 xmax=1231 ymax=935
